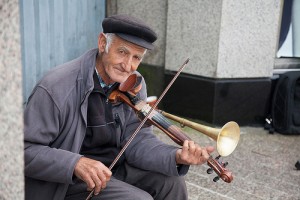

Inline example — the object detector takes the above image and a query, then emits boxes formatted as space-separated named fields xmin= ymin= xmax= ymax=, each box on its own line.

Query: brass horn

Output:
xmin=160 ymin=111 xmax=240 ymax=157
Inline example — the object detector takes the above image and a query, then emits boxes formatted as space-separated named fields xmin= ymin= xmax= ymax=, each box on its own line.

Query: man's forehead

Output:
xmin=113 ymin=36 xmax=147 ymax=54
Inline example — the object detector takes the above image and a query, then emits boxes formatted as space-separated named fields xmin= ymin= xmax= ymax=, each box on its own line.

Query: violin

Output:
xmin=108 ymin=73 xmax=234 ymax=183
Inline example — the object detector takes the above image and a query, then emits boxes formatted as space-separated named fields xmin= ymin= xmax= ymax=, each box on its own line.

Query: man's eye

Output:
xmin=134 ymin=56 xmax=141 ymax=61
xmin=119 ymin=50 xmax=125 ymax=54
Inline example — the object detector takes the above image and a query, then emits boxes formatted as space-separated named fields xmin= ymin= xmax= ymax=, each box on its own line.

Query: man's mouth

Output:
xmin=114 ymin=66 xmax=128 ymax=74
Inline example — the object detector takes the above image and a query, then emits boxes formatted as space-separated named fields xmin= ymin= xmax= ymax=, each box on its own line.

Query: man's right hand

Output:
xmin=74 ymin=157 xmax=112 ymax=195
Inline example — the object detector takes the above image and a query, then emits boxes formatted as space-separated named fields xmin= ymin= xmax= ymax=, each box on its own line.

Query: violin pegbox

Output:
xmin=206 ymin=155 xmax=233 ymax=183
xmin=119 ymin=73 xmax=143 ymax=95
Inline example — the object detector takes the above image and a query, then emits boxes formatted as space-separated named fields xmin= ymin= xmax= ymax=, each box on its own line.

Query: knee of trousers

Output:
xmin=163 ymin=176 xmax=186 ymax=190
xmin=124 ymin=190 xmax=153 ymax=200
xmin=154 ymin=176 xmax=187 ymax=200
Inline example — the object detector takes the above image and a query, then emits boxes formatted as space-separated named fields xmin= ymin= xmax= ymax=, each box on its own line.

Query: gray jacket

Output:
xmin=24 ymin=49 xmax=188 ymax=200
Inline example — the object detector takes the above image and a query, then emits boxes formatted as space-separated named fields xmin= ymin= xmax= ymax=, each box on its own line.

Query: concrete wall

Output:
xmin=0 ymin=0 xmax=24 ymax=199
xmin=165 ymin=0 xmax=282 ymax=78
xmin=166 ymin=0 xmax=222 ymax=77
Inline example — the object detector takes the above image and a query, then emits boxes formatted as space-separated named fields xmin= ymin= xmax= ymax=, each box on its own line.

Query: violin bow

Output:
xmin=86 ymin=58 xmax=190 ymax=200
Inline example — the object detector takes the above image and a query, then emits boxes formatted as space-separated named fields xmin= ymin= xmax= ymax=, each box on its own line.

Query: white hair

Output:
xmin=104 ymin=33 xmax=115 ymax=53
xmin=104 ymin=33 xmax=147 ymax=58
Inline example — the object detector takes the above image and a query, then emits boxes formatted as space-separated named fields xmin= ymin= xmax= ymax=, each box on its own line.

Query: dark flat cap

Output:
xmin=102 ymin=14 xmax=157 ymax=50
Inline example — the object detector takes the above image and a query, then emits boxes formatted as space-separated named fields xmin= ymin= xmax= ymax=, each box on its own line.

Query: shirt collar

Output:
xmin=95 ymin=67 xmax=113 ymax=89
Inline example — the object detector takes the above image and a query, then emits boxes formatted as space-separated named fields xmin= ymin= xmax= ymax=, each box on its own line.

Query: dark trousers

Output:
xmin=65 ymin=162 xmax=188 ymax=200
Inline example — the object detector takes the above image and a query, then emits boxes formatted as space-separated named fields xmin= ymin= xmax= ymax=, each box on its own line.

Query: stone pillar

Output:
xmin=165 ymin=0 xmax=282 ymax=78
xmin=0 ymin=0 xmax=24 ymax=199
xmin=163 ymin=0 xmax=282 ymax=125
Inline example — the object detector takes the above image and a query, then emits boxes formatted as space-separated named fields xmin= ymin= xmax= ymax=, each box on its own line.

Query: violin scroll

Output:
xmin=118 ymin=73 xmax=143 ymax=95
xmin=207 ymin=155 xmax=233 ymax=183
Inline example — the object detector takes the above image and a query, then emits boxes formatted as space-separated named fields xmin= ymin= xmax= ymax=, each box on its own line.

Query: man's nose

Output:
xmin=123 ymin=56 xmax=133 ymax=72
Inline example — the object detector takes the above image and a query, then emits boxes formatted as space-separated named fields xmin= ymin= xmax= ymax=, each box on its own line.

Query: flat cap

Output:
xmin=102 ymin=14 xmax=157 ymax=50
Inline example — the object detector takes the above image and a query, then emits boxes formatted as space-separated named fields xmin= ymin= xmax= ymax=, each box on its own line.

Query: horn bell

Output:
xmin=216 ymin=121 xmax=240 ymax=157
xmin=160 ymin=111 xmax=240 ymax=157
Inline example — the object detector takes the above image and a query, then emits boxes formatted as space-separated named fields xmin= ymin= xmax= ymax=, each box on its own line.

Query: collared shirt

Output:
xmin=95 ymin=67 xmax=113 ymax=92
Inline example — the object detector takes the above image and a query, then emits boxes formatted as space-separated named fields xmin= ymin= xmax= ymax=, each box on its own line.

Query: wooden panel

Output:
xmin=20 ymin=0 xmax=105 ymax=103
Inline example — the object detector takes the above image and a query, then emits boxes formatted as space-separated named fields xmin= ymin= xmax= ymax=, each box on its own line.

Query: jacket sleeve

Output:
xmin=122 ymin=78 xmax=189 ymax=176
xmin=24 ymin=86 xmax=81 ymax=184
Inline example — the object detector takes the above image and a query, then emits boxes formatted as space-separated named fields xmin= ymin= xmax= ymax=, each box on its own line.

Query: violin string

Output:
xmin=152 ymin=112 xmax=171 ymax=129
xmin=86 ymin=58 xmax=189 ymax=200
xmin=152 ymin=112 xmax=183 ymax=134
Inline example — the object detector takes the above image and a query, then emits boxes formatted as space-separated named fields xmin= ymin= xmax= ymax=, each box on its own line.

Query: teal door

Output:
xmin=19 ymin=0 xmax=105 ymax=103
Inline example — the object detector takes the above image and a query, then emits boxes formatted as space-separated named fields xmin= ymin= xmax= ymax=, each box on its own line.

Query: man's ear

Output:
xmin=98 ymin=33 xmax=107 ymax=53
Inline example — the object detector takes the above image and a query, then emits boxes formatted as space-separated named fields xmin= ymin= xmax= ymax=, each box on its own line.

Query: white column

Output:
xmin=0 ymin=0 xmax=24 ymax=199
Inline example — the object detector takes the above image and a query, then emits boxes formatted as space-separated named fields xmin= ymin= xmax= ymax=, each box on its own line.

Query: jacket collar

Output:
xmin=78 ymin=48 xmax=99 ymax=102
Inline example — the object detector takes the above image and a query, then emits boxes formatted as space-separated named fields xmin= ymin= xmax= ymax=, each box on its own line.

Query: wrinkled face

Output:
xmin=97 ymin=33 xmax=147 ymax=84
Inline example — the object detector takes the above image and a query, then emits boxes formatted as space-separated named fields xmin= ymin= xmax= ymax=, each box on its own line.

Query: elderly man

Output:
xmin=24 ymin=14 xmax=214 ymax=200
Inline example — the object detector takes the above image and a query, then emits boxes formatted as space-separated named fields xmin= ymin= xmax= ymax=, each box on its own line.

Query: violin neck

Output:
xmin=151 ymin=112 xmax=191 ymax=145
xmin=124 ymin=91 xmax=191 ymax=145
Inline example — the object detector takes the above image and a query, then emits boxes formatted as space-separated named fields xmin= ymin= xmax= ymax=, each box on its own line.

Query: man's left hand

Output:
xmin=175 ymin=140 xmax=215 ymax=165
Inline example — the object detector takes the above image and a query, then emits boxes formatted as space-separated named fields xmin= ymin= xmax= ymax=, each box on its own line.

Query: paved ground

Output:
xmin=154 ymin=121 xmax=300 ymax=200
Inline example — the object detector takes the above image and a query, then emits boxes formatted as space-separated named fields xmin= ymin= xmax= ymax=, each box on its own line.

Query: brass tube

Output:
xmin=160 ymin=111 xmax=240 ymax=157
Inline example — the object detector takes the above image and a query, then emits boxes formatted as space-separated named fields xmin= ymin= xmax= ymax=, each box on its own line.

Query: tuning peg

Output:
xmin=213 ymin=176 xmax=220 ymax=182
xmin=223 ymin=162 xmax=228 ymax=167
xmin=215 ymin=155 xmax=221 ymax=160
xmin=207 ymin=168 xmax=213 ymax=174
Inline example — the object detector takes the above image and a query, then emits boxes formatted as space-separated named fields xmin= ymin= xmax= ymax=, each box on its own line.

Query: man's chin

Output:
xmin=111 ymin=76 xmax=128 ymax=84
xmin=115 ymin=73 xmax=132 ymax=83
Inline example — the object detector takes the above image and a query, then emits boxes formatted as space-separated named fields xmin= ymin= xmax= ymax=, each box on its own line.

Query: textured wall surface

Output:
xmin=0 ymin=0 xmax=24 ymax=199
xmin=166 ymin=0 xmax=282 ymax=78
xmin=216 ymin=0 xmax=282 ymax=78
xmin=165 ymin=0 xmax=222 ymax=77
xmin=107 ymin=0 xmax=167 ymax=67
